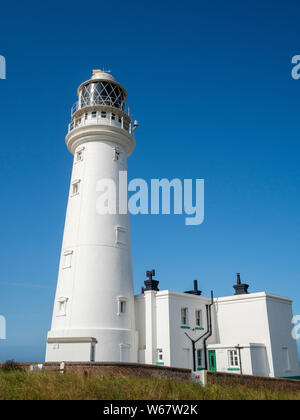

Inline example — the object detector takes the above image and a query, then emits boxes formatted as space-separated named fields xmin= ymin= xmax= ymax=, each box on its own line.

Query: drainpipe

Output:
xmin=185 ymin=291 xmax=214 ymax=372
xmin=235 ymin=345 xmax=243 ymax=375
xmin=203 ymin=291 xmax=214 ymax=370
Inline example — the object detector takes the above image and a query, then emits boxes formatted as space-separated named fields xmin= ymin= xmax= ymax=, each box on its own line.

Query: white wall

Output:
xmin=265 ymin=294 xmax=300 ymax=377
xmin=212 ymin=293 xmax=275 ymax=376
xmin=46 ymin=342 xmax=92 ymax=362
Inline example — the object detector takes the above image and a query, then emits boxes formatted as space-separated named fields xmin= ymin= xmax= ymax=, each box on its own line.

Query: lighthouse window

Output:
xmin=120 ymin=301 xmax=126 ymax=314
xmin=111 ymin=113 xmax=115 ymax=120
xmin=76 ymin=147 xmax=84 ymax=162
xmin=57 ymin=297 xmax=68 ymax=317
xmin=63 ymin=250 xmax=73 ymax=269
xmin=85 ymin=113 xmax=88 ymax=120
xmin=117 ymin=296 xmax=128 ymax=315
xmin=71 ymin=180 xmax=81 ymax=196
xmin=76 ymin=150 xmax=82 ymax=162
xmin=181 ymin=308 xmax=188 ymax=326
xmin=115 ymin=226 xmax=127 ymax=245
xmin=113 ymin=147 xmax=121 ymax=161
xmin=118 ymin=117 xmax=122 ymax=123
xmin=101 ymin=111 xmax=106 ymax=118
xmin=92 ymin=111 xmax=97 ymax=118
xmin=196 ymin=310 xmax=202 ymax=327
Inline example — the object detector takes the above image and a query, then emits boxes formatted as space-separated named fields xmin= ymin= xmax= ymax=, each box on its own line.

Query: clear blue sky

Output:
xmin=0 ymin=0 xmax=300 ymax=361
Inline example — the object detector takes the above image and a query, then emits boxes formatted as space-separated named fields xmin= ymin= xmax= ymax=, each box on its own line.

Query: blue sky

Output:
xmin=0 ymin=0 xmax=300 ymax=361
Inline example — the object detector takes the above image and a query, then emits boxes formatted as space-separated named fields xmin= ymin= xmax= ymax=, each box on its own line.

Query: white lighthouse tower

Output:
xmin=46 ymin=70 xmax=138 ymax=363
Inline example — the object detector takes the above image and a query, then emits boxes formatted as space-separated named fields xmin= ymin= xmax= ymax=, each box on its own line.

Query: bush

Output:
xmin=1 ymin=360 xmax=22 ymax=372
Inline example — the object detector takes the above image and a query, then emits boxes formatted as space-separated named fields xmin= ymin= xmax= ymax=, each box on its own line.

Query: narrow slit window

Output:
xmin=115 ymin=226 xmax=127 ymax=245
xmin=57 ymin=297 xmax=68 ymax=316
xmin=117 ymin=296 xmax=128 ymax=315
xmin=120 ymin=301 xmax=126 ymax=314
xmin=71 ymin=180 xmax=81 ymax=196
xmin=63 ymin=250 xmax=73 ymax=269
xmin=76 ymin=148 xmax=84 ymax=162
xmin=113 ymin=147 xmax=121 ymax=161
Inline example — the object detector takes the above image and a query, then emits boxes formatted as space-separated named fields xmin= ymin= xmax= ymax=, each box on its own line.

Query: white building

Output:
xmin=46 ymin=71 xmax=300 ymax=379
xmin=136 ymin=273 xmax=300 ymax=378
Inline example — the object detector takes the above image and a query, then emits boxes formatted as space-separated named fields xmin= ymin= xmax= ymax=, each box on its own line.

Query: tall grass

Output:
xmin=0 ymin=371 xmax=299 ymax=400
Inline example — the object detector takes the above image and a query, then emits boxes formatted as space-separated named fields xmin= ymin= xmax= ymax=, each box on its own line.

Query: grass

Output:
xmin=0 ymin=371 xmax=299 ymax=400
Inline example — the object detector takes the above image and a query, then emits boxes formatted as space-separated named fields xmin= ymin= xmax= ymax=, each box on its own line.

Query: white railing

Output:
xmin=68 ymin=115 xmax=132 ymax=134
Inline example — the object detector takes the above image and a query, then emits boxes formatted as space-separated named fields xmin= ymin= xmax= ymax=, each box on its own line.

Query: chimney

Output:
xmin=143 ymin=269 xmax=159 ymax=292
xmin=233 ymin=273 xmax=249 ymax=295
xmin=184 ymin=280 xmax=202 ymax=296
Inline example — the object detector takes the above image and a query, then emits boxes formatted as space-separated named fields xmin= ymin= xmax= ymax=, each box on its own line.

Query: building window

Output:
xmin=228 ymin=350 xmax=239 ymax=368
xmin=92 ymin=111 xmax=97 ymax=118
xmin=57 ymin=297 xmax=68 ymax=316
xmin=118 ymin=117 xmax=122 ymax=123
xmin=63 ymin=250 xmax=73 ymax=269
xmin=101 ymin=111 xmax=106 ymax=118
xmin=71 ymin=179 xmax=81 ymax=196
xmin=181 ymin=308 xmax=188 ymax=325
xmin=197 ymin=349 xmax=203 ymax=368
xmin=195 ymin=310 xmax=202 ymax=327
xmin=157 ymin=349 xmax=163 ymax=364
xmin=111 ymin=113 xmax=115 ymax=120
xmin=85 ymin=112 xmax=88 ymax=120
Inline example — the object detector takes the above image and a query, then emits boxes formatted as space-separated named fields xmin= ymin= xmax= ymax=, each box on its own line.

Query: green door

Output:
xmin=208 ymin=350 xmax=217 ymax=372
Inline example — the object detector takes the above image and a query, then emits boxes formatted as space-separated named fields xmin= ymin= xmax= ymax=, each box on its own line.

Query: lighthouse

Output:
xmin=45 ymin=70 xmax=138 ymax=363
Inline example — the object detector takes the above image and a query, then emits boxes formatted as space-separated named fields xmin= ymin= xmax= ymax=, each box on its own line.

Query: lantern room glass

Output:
xmin=79 ymin=81 xmax=126 ymax=111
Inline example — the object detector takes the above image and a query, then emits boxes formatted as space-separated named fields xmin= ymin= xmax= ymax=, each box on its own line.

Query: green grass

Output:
xmin=0 ymin=371 xmax=299 ymax=400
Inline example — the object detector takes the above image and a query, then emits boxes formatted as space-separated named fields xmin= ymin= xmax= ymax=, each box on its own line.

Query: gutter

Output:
xmin=203 ymin=291 xmax=214 ymax=370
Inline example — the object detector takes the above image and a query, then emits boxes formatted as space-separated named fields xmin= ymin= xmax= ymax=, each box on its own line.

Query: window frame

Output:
xmin=62 ymin=250 xmax=73 ymax=269
xmin=196 ymin=349 xmax=203 ymax=368
xmin=117 ymin=296 xmax=128 ymax=316
xmin=228 ymin=349 xmax=240 ymax=368
xmin=57 ymin=297 xmax=68 ymax=317
xmin=181 ymin=307 xmax=189 ymax=326
xmin=195 ymin=309 xmax=203 ymax=327
xmin=75 ymin=147 xmax=85 ymax=163
xmin=71 ymin=179 xmax=81 ymax=196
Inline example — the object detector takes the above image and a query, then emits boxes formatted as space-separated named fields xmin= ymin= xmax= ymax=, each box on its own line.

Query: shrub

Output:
xmin=1 ymin=360 xmax=22 ymax=372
